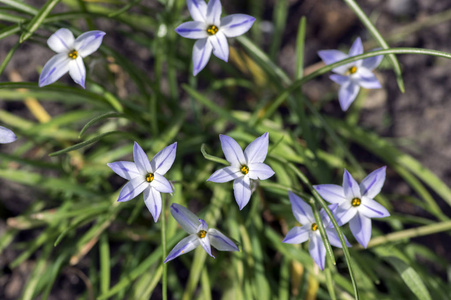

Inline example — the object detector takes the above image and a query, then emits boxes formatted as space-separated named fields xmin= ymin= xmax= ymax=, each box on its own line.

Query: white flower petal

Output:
xmin=68 ymin=57 xmax=86 ymax=88
xmin=358 ymin=73 xmax=381 ymax=89
xmin=325 ymin=228 xmax=352 ymax=248
xmin=247 ymin=163 xmax=274 ymax=180
xmin=362 ymin=53 xmax=384 ymax=70
xmin=282 ymin=226 xmax=310 ymax=244
xmin=150 ymin=142 xmax=177 ymax=175
xmin=151 ymin=173 xmax=173 ymax=193
xmin=175 ymin=21 xmax=208 ymax=39
xmin=348 ymin=37 xmax=363 ymax=57
xmin=359 ymin=197 xmax=390 ymax=219
xmin=39 ymin=53 xmax=71 ymax=87
xmin=206 ymin=0 xmax=221 ymax=25
xmin=170 ymin=203 xmax=201 ymax=234
xmin=117 ymin=176 xmax=147 ymax=202
xmin=334 ymin=204 xmax=357 ymax=226
xmin=143 ymin=187 xmax=162 ymax=222
xmin=187 ymin=0 xmax=208 ymax=22
xmin=349 ymin=213 xmax=372 ymax=248
xmin=210 ymin=32 xmax=229 ymax=62
xmin=309 ymin=234 xmax=326 ymax=270
xmin=289 ymin=191 xmax=314 ymax=225
xmin=360 ymin=166 xmax=386 ymax=198
xmin=208 ymin=228 xmax=239 ymax=251
xmin=197 ymin=219 xmax=209 ymax=232
xmin=244 ymin=132 xmax=269 ymax=164
xmin=192 ymin=38 xmax=213 ymax=76
xmin=329 ymin=74 xmax=349 ymax=85
xmin=219 ymin=134 xmax=245 ymax=167
xmin=343 ymin=169 xmax=361 ymax=199
xmin=164 ymin=234 xmax=199 ymax=263
xmin=198 ymin=234 xmax=214 ymax=258
xmin=107 ymin=161 xmax=141 ymax=180
xmin=318 ymin=49 xmax=348 ymax=65
xmin=207 ymin=166 xmax=241 ymax=183
xmin=0 ymin=126 xmax=16 ymax=144
xmin=313 ymin=184 xmax=347 ymax=204
xmin=74 ymin=30 xmax=105 ymax=57
xmin=133 ymin=142 xmax=151 ymax=174
xmin=220 ymin=14 xmax=255 ymax=38
xmin=338 ymin=81 xmax=360 ymax=111
xmin=233 ymin=176 xmax=252 ymax=210
xmin=47 ymin=28 xmax=74 ymax=53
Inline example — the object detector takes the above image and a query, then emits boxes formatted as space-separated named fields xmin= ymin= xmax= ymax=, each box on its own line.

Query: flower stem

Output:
xmin=161 ymin=199 xmax=167 ymax=300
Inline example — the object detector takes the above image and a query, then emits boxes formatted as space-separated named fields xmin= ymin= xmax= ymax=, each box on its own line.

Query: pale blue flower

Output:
xmin=314 ymin=167 xmax=390 ymax=248
xmin=283 ymin=192 xmax=350 ymax=270
xmin=39 ymin=28 xmax=105 ymax=88
xmin=207 ymin=133 xmax=275 ymax=210
xmin=165 ymin=203 xmax=239 ymax=263
xmin=175 ymin=0 xmax=255 ymax=75
xmin=0 ymin=126 xmax=16 ymax=144
xmin=318 ymin=37 xmax=383 ymax=111
xmin=107 ymin=142 xmax=177 ymax=222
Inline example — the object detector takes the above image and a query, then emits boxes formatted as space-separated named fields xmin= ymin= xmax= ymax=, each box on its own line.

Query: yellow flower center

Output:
xmin=68 ymin=50 xmax=78 ymax=60
xmin=145 ymin=173 xmax=154 ymax=182
xmin=198 ymin=230 xmax=207 ymax=238
xmin=347 ymin=66 xmax=358 ymax=75
xmin=311 ymin=223 xmax=318 ymax=231
xmin=206 ymin=25 xmax=219 ymax=35
xmin=240 ymin=165 xmax=249 ymax=175
xmin=351 ymin=197 xmax=361 ymax=207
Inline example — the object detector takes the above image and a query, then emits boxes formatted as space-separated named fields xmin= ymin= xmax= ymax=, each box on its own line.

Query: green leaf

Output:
xmin=19 ymin=0 xmax=61 ymax=43
xmin=295 ymin=16 xmax=307 ymax=79
xmin=49 ymin=131 xmax=126 ymax=157
xmin=79 ymin=111 xmax=123 ymax=138
xmin=385 ymin=256 xmax=432 ymax=300
xmin=0 ymin=0 xmax=38 ymax=15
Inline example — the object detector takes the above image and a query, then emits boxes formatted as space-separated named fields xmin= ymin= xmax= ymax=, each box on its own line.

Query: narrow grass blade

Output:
xmin=20 ymin=0 xmax=61 ymax=43
xmin=343 ymin=0 xmax=405 ymax=92
xmin=79 ymin=111 xmax=122 ymax=138
xmin=49 ymin=131 xmax=126 ymax=157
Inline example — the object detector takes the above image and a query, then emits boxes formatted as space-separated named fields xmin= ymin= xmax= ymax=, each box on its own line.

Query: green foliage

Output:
xmin=0 ymin=0 xmax=450 ymax=299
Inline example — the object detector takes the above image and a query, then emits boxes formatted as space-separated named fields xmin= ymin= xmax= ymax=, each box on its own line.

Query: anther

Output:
xmin=68 ymin=50 xmax=78 ymax=59
xmin=206 ymin=25 xmax=219 ymax=35
xmin=146 ymin=173 xmax=154 ymax=182
xmin=198 ymin=230 xmax=207 ymax=238
xmin=240 ymin=165 xmax=249 ymax=175
xmin=347 ymin=66 xmax=358 ymax=75
xmin=351 ymin=197 xmax=361 ymax=207
xmin=311 ymin=223 xmax=318 ymax=231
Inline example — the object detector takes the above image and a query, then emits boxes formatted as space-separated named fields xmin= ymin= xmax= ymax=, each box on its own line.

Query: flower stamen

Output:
xmin=311 ymin=223 xmax=318 ymax=231
xmin=68 ymin=50 xmax=78 ymax=59
xmin=346 ymin=66 xmax=358 ymax=75
xmin=351 ymin=197 xmax=361 ymax=207
xmin=240 ymin=165 xmax=249 ymax=175
xmin=198 ymin=230 xmax=207 ymax=238
xmin=206 ymin=25 xmax=219 ymax=35
xmin=145 ymin=173 xmax=154 ymax=182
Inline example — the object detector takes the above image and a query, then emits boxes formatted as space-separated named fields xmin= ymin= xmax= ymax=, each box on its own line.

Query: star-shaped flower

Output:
xmin=175 ymin=0 xmax=255 ymax=75
xmin=164 ymin=203 xmax=239 ymax=263
xmin=39 ymin=28 xmax=105 ymax=88
xmin=314 ymin=167 xmax=390 ymax=248
xmin=283 ymin=192 xmax=350 ymax=270
xmin=107 ymin=142 xmax=177 ymax=222
xmin=318 ymin=37 xmax=383 ymax=111
xmin=207 ymin=133 xmax=275 ymax=210
xmin=0 ymin=126 xmax=16 ymax=144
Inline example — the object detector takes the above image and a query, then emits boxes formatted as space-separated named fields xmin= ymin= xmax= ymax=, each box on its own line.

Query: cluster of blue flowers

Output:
xmin=0 ymin=0 xmax=391 ymax=271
